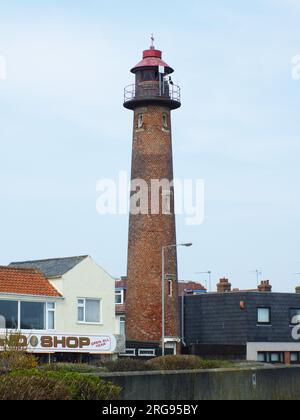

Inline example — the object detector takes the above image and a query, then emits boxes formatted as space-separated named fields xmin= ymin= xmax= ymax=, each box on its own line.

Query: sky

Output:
xmin=0 ymin=0 xmax=300 ymax=292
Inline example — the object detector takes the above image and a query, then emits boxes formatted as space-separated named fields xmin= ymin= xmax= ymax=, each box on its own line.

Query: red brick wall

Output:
xmin=126 ymin=105 xmax=179 ymax=343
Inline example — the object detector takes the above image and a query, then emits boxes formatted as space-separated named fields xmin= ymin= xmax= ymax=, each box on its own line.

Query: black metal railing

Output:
xmin=124 ymin=82 xmax=181 ymax=104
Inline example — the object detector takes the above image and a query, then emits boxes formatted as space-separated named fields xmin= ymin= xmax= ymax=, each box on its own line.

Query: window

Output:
xmin=162 ymin=190 xmax=171 ymax=215
xmin=0 ymin=300 xmax=18 ymax=329
xmin=258 ymin=352 xmax=267 ymax=363
xmin=258 ymin=352 xmax=284 ymax=364
xmin=0 ymin=300 xmax=56 ymax=331
xmin=168 ymin=280 xmax=173 ymax=297
xmin=120 ymin=349 xmax=136 ymax=357
xmin=137 ymin=114 xmax=143 ymax=129
xmin=21 ymin=302 xmax=45 ymax=330
xmin=115 ymin=290 xmax=124 ymax=305
xmin=162 ymin=113 xmax=168 ymax=128
xmin=291 ymin=352 xmax=300 ymax=364
xmin=290 ymin=309 xmax=300 ymax=325
xmin=77 ymin=299 xmax=101 ymax=324
xmin=138 ymin=349 xmax=156 ymax=357
xmin=142 ymin=70 xmax=158 ymax=81
xmin=120 ymin=316 xmax=126 ymax=336
xmin=257 ymin=308 xmax=271 ymax=325
xmin=270 ymin=352 xmax=283 ymax=364
xmin=77 ymin=299 xmax=85 ymax=322
xmin=47 ymin=302 xmax=55 ymax=330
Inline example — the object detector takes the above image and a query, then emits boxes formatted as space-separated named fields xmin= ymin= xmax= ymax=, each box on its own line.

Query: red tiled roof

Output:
xmin=0 ymin=266 xmax=61 ymax=297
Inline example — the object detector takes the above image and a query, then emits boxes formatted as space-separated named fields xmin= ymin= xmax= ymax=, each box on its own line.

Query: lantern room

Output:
xmin=124 ymin=42 xmax=181 ymax=110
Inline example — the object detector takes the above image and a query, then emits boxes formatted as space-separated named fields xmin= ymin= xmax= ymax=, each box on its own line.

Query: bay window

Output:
xmin=47 ymin=302 xmax=55 ymax=330
xmin=0 ymin=300 xmax=18 ymax=329
xmin=0 ymin=300 xmax=56 ymax=330
xmin=21 ymin=302 xmax=44 ymax=330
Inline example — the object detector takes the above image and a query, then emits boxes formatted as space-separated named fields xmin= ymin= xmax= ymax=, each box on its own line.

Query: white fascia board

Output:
xmin=0 ymin=293 xmax=64 ymax=300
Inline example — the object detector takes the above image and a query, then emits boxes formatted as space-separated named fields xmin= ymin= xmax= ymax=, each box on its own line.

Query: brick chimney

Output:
xmin=217 ymin=278 xmax=232 ymax=293
xmin=295 ymin=286 xmax=300 ymax=294
xmin=258 ymin=280 xmax=272 ymax=293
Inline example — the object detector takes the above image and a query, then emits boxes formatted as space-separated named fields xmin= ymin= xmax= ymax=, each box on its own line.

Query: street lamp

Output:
xmin=162 ymin=242 xmax=193 ymax=357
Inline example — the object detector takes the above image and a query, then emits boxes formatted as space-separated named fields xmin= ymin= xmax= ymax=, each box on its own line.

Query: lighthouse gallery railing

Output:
xmin=124 ymin=82 xmax=181 ymax=104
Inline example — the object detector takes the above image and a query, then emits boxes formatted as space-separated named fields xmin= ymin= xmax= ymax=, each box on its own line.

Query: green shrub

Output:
xmin=10 ymin=369 xmax=121 ymax=401
xmin=101 ymin=358 xmax=153 ymax=372
xmin=100 ymin=356 xmax=233 ymax=373
xmin=39 ymin=363 xmax=105 ymax=374
xmin=0 ymin=374 xmax=70 ymax=400
xmin=0 ymin=351 xmax=37 ymax=372
xmin=54 ymin=372 xmax=120 ymax=400
xmin=146 ymin=355 xmax=233 ymax=371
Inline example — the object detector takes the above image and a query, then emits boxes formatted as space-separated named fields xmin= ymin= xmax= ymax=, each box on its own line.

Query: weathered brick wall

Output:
xmin=126 ymin=105 xmax=179 ymax=343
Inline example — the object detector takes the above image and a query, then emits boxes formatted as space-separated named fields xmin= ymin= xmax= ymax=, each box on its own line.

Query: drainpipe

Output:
xmin=181 ymin=295 xmax=187 ymax=347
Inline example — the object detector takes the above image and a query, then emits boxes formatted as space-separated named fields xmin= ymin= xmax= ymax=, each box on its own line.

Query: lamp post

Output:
xmin=162 ymin=243 xmax=193 ymax=356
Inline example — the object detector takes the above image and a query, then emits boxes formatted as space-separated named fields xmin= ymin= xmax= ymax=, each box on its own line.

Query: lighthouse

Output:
xmin=124 ymin=39 xmax=181 ymax=355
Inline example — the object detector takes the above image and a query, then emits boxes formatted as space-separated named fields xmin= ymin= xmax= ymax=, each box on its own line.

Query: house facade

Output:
xmin=115 ymin=277 xmax=127 ymax=338
xmin=0 ymin=256 xmax=122 ymax=362
xmin=183 ymin=279 xmax=300 ymax=364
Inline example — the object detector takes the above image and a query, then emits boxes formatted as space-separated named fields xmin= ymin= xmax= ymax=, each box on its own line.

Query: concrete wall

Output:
xmin=99 ymin=366 xmax=300 ymax=400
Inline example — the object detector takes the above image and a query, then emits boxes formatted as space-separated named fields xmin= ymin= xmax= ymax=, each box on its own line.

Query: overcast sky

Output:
xmin=0 ymin=0 xmax=300 ymax=291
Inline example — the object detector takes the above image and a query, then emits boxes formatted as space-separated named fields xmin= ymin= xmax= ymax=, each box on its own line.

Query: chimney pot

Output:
xmin=217 ymin=278 xmax=232 ymax=293
xmin=258 ymin=280 xmax=272 ymax=292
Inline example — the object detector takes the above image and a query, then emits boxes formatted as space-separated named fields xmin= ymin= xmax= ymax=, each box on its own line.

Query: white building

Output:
xmin=0 ymin=256 xmax=123 ymax=362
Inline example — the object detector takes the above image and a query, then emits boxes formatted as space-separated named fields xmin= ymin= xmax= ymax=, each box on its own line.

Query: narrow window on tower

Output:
xmin=162 ymin=189 xmax=171 ymax=215
xmin=168 ymin=280 xmax=173 ymax=297
xmin=137 ymin=113 xmax=143 ymax=129
xmin=162 ymin=113 xmax=168 ymax=129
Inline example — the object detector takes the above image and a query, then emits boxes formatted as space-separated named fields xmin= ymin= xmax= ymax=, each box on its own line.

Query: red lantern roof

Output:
xmin=131 ymin=47 xmax=174 ymax=74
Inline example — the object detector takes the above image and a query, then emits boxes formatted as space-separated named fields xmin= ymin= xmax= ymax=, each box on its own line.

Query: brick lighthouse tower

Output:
xmin=124 ymin=39 xmax=181 ymax=355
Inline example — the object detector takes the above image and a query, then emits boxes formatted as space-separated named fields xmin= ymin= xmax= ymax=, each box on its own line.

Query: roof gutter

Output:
xmin=0 ymin=293 xmax=64 ymax=300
